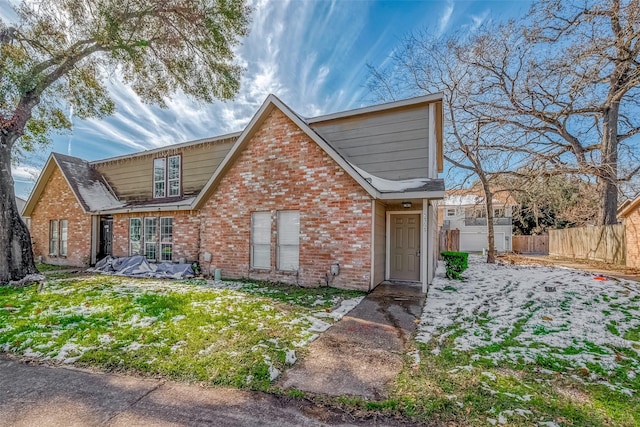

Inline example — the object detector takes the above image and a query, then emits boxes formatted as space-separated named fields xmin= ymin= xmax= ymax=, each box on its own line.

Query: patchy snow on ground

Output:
xmin=1 ymin=275 xmax=364 ymax=384
xmin=417 ymin=256 xmax=640 ymax=392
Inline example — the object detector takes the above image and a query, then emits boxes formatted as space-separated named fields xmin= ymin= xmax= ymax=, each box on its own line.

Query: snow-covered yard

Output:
xmin=399 ymin=256 xmax=640 ymax=426
xmin=0 ymin=275 xmax=363 ymax=390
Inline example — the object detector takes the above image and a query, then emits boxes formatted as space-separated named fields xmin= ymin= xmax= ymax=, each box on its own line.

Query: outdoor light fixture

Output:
xmin=402 ymin=201 xmax=412 ymax=208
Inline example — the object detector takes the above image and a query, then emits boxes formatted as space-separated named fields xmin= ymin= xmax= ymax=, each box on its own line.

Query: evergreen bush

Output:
xmin=440 ymin=251 xmax=469 ymax=280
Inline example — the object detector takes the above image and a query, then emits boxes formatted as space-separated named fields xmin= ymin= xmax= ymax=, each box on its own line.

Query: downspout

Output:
xmin=369 ymin=199 xmax=375 ymax=291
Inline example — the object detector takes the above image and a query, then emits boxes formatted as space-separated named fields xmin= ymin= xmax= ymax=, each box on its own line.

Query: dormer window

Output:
xmin=153 ymin=155 xmax=181 ymax=198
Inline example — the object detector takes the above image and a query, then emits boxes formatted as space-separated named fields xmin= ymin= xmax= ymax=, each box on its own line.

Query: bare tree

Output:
xmin=460 ymin=0 xmax=640 ymax=225
xmin=368 ymin=33 xmax=522 ymax=263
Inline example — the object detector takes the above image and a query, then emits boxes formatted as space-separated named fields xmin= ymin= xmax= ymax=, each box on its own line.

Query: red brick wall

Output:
xmin=112 ymin=211 xmax=200 ymax=262
xmin=29 ymin=168 xmax=92 ymax=267
xmin=625 ymin=210 xmax=640 ymax=268
xmin=199 ymin=109 xmax=373 ymax=290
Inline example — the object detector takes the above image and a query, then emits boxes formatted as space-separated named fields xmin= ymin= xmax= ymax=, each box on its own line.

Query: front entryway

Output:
xmin=389 ymin=213 xmax=421 ymax=281
xmin=98 ymin=216 xmax=113 ymax=260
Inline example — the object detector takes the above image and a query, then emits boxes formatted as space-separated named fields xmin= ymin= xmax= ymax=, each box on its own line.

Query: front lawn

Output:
xmin=386 ymin=256 xmax=640 ymax=426
xmin=0 ymin=275 xmax=363 ymax=391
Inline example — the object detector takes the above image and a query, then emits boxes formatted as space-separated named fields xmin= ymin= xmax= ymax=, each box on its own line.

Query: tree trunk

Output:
xmin=0 ymin=135 xmax=38 ymax=283
xmin=599 ymin=103 xmax=619 ymax=225
xmin=479 ymin=175 xmax=496 ymax=264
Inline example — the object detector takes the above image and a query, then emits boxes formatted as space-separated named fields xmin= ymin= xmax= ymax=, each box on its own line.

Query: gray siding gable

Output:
xmin=309 ymin=104 xmax=430 ymax=180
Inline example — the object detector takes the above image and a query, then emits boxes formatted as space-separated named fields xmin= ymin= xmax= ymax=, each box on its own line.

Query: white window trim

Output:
xmin=129 ymin=218 xmax=142 ymax=256
xmin=159 ymin=216 xmax=173 ymax=261
xmin=251 ymin=211 xmax=271 ymax=269
xmin=59 ymin=220 xmax=68 ymax=257
xmin=144 ymin=217 xmax=158 ymax=260
xmin=49 ymin=219 xmax=59 ymax=256
xmin=277 ymin=210 xmax=300 ymax=272
xmin=153 ymin=155 xmax=182 ymax=199
xmin=153 ymin=158 xmax=166 ymax=198
xmin=168 ymin=155 xmax=181 ymax=197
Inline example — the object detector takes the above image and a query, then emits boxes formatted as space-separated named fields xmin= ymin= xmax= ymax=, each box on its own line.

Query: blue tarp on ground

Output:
xmin=89 ymin=255 xmax=195 ymax=279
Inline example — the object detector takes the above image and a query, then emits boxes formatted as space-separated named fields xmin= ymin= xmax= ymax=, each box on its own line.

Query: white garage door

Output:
xmin=460 ymin=232 xmax=506 ymax=252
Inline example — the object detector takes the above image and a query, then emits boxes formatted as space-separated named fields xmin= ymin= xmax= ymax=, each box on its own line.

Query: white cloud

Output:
xmin=437 ymin=0 xmax=455 ymax=35
xmin=11 ymin=165 xmax=41 ymax=183
xmin=470 ymin=10 xmax=490 ymax=32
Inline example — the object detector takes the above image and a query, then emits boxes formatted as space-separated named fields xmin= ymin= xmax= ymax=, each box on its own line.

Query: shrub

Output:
xmin=440 ymin=251 xmax=469 ymax=280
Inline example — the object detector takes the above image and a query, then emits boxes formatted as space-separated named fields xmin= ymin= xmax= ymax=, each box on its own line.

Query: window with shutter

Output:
xmin=251 ymin=212 xmax=271 ymax=269
xmin=277 ymin=210 xmax=299 ymax=271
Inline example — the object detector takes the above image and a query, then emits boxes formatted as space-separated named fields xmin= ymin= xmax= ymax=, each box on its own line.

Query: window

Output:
xmin=251 ymin=212 xmax=271 ymax=269
xmin=493 ymin=208 xmax=505 ymax=218
xmin=446 ymin=208 xmax=456 ymax=217
xmin=153 ymin=158 xmax=166 ymax=198
xmin=59 ymin=220 xmax=68 ymax=256
xmin=129 ymin=218 xmax=142 ymax=255
xmin=144 ymin=217 xmax=158 ymax=260
xmin=465 ymin=207 xmax=486 ymax=218
xmin=49 ymin=219 xmax=68 ymax=256
xmin=153 ymin=155 xmax=181 ymax=198
xmin=160 ymin=217 xmax=173 ymax=261
xmin=277 ymin=210 xmax=300 ymax=271
xmin=168 ymin=156 xmax=180 ymax=197
xmin=49 ymin=220 xmax=59 ymax=255
xmin=131 ymin=216 xmax=173 ymax=261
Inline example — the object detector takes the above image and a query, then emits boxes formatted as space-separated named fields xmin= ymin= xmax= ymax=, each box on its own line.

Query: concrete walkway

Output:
xmin=278 ymin=283 xmax=426 ymax=400
xmin=0 ymin=357 xmax=356 ymax=427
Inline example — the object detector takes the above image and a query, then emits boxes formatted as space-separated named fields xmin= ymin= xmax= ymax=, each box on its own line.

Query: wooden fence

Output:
xmin=439 ymin=229 xmax=460 ymax=253
xmin=549 ymin=224 xmax=626 ymax=265
xmin=512 ymin=235 xmax=549 ymax=254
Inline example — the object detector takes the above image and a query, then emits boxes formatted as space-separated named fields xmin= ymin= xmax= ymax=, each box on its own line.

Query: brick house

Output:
xmin=618 ymin=197 xmax=640 ymax=269
xmin=23 ymin=94 xmax=445 ymax=291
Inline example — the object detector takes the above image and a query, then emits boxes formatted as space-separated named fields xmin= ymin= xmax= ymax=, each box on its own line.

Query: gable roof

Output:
xmin=192 ymin=94 xmax=444 ymax=209
xmin=22 ymin=153 xmax=123 ymax=217
xmin=24 ymin=94 xmax=445 ymax=217
xmin=618 ymin=196 xmax=640 ymax=218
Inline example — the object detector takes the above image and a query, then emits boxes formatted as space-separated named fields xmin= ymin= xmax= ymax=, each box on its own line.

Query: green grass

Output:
xmin=0 ymin=275 xmax=363 ymax=391
xmin=624 ymin=326 xmax=640 ymax=341
xmin=326 ymin=281 xmax=640 ymax=426
xmin=35 ymin=263 xmax=68 ymax=272
xmin=341 ymin=336 xmax=640 ymax=426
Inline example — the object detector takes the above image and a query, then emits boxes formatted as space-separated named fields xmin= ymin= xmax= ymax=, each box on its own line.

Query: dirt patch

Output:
xmin=554 ymin=384 xmax=592 ymax=405
xmin=499 ymin=254 xmax=640 ymax=282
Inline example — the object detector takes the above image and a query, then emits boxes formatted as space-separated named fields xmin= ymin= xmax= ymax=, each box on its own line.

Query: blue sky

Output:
xmin=3 ymin=0 xmax=532 ymax=199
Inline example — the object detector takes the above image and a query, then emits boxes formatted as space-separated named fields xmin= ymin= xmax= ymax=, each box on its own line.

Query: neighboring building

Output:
xmin=23 ymin=94 xmax=445 ymax=291
xmin=15 ymin=196 xmax=28 ymax=228
xmin=618 ymin=197 xmax=640 ymax=269
xmin=438 ymin=189 xmax=516 ymax=252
